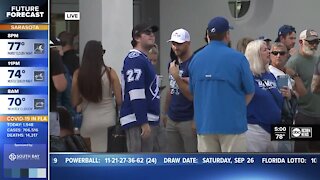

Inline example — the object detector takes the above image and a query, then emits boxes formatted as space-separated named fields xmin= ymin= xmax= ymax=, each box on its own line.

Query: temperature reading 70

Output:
xmin=8 ymin=70 xmax=25 ymax=78
xmin=8 ymin=97 xmax=25 ymax=106
xmin=8 ymin=42 xmax=25 ymax=50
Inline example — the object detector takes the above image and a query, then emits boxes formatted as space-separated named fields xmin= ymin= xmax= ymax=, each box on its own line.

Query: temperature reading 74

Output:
xmin=8 ymin=69 xmax=25 ymax=78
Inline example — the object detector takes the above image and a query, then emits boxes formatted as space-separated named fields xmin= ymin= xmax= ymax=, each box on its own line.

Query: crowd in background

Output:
xmin=50 ymin=16 xmax=320 ymax=153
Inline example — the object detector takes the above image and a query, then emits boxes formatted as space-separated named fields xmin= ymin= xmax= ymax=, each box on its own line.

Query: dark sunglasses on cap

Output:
xmin=305 ymin=39 xmax=320 ymax=45
xmin=142 ymin=29 xmax=153 ymax=35
xmin=271 ymin=51 xmax=286 ymax=56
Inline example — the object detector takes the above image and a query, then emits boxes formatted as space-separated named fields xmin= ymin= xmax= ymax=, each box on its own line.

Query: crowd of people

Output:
xmin=50 ymin=16 xmax=320 ymax=153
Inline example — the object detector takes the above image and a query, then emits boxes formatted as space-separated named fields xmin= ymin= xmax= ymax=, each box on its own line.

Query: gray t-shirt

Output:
xmin=286 ymin=53 xmax=320 ymax=117
xmin=315 ymin=58 xmax=320 ymax=75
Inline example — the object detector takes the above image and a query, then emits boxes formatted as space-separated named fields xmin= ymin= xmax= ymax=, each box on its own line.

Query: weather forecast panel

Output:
xmin=0 ymin=0 xmax=49 ymax=179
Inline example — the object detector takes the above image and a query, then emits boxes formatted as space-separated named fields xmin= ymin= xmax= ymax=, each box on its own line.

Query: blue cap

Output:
xmin=275 ymin=25 xmax=296 ymax=42
xmin=207 ymin=16 xmax=233 ymax=34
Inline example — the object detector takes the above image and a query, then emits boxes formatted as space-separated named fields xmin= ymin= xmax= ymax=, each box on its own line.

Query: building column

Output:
xmin=79 ymin=0 xmax=133 ymax=75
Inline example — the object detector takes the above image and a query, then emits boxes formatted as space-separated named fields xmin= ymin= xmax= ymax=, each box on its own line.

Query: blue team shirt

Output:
xmin=120 ymin=49 xmax=160 ymax=129
xmin=247 ymin=72 xmax=283 ymax=133
xmin=168 ymin=57 xmax=194 ymax=121
xmin=188 ymin=41 xmax=255 ymax=134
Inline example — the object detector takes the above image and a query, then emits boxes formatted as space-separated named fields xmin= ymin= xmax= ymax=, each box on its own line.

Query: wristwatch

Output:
xmin=291 ymin=73 xmax=299 ymax=79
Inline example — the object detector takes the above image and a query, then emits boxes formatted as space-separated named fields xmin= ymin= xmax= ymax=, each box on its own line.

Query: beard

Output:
xmin=302 ymin=44 xmax=316 ymax=56
xmin=173 ymin=48 xmax=185 ymax=58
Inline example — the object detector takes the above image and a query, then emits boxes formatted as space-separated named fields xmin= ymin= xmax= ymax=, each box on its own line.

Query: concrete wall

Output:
xmin=102 ymin=0 xmax=133 ymax=76
xmin=134 ymin=0 xmax=160 ymax=73
xmin=51 ymin=0 xmax=79 ymax=14
xmin=159 ymin=0 xmax=320 ymax=80
xmin=79 ymin=0 xmax=102 ymax=59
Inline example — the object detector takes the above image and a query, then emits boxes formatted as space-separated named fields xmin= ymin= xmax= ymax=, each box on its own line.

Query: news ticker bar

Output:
xmin=50 ymin=154 xmax=319 ymax=167
xmin=271 ymin=125 xmax=320 ymax=141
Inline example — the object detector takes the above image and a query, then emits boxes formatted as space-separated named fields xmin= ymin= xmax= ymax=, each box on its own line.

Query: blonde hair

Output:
xmin=271 ymin=42 xmax=287 ymax=52
xmin=245 ymin=40 xmax=269 ymax=76
xmin=237 ymin=37 xmax=254 ymax=54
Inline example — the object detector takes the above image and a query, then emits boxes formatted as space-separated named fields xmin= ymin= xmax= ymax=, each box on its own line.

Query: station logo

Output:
xmin=290 ymin=127 xmax=312 ymax=138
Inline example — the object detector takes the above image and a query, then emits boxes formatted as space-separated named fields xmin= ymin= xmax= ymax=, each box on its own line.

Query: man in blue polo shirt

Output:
xmin=162 ymin=28 xmax=197 ymax=153
xmin=188 ymin=16 xmax=255 ymax=152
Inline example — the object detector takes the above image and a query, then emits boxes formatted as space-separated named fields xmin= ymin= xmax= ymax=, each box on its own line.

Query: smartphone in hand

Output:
xmin=277 ymin=75 xmax=289 ymax=89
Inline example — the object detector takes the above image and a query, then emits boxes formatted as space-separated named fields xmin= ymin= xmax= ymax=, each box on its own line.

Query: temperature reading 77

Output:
xmin=8 ymin=42 xmax=24 ymax=50
xmin=8 ymin=70 xmax=25 ymax=78
xmin=8 ymin=98 xmax=25 ymax=106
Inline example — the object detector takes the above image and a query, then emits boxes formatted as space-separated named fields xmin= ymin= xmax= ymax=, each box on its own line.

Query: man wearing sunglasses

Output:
xmin=269 ymin=42 xmax=307 ymax=98
xmin=120 ymin=23 xmax=160 ymax=152
xmin=286 ymin=29 xmax=320 ymax=153
xmin=269 ymin=42 xmax=307 ymax=153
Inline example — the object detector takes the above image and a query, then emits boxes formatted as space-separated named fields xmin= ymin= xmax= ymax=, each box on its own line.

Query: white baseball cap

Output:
xmin=299 ymin=29 xmax=320 ymax=41
xmin=167 ymin=28 xmax=190 ymax=43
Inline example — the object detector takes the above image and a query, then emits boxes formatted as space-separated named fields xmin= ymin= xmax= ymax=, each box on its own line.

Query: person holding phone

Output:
xmin=269 ymin=42 xmax=306 ymax=153
xmin=245 ymin=40 xmax=291 ymax=152
xmin=269 ymin=42 xmax=307 ymax=98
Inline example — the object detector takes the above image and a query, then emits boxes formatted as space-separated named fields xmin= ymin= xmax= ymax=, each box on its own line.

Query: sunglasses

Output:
xmin=142 ymin=29 xmax=153 ymax=35
xmin=103 ymin=49 xmax=106 ymax=55
xmin=305 ymin=39 xmax=319 ymax=45
xmin=271 ymin=51 xmax=286 ymax=56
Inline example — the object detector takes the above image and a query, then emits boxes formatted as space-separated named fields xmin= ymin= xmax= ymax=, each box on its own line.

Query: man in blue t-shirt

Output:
xmin=162 ymin=28 xmax=197 ymax=152
xmin=120 ymin=23 xmax=160 ymax=152
xmin=188 ymin=17 xmax=255 ymax=152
